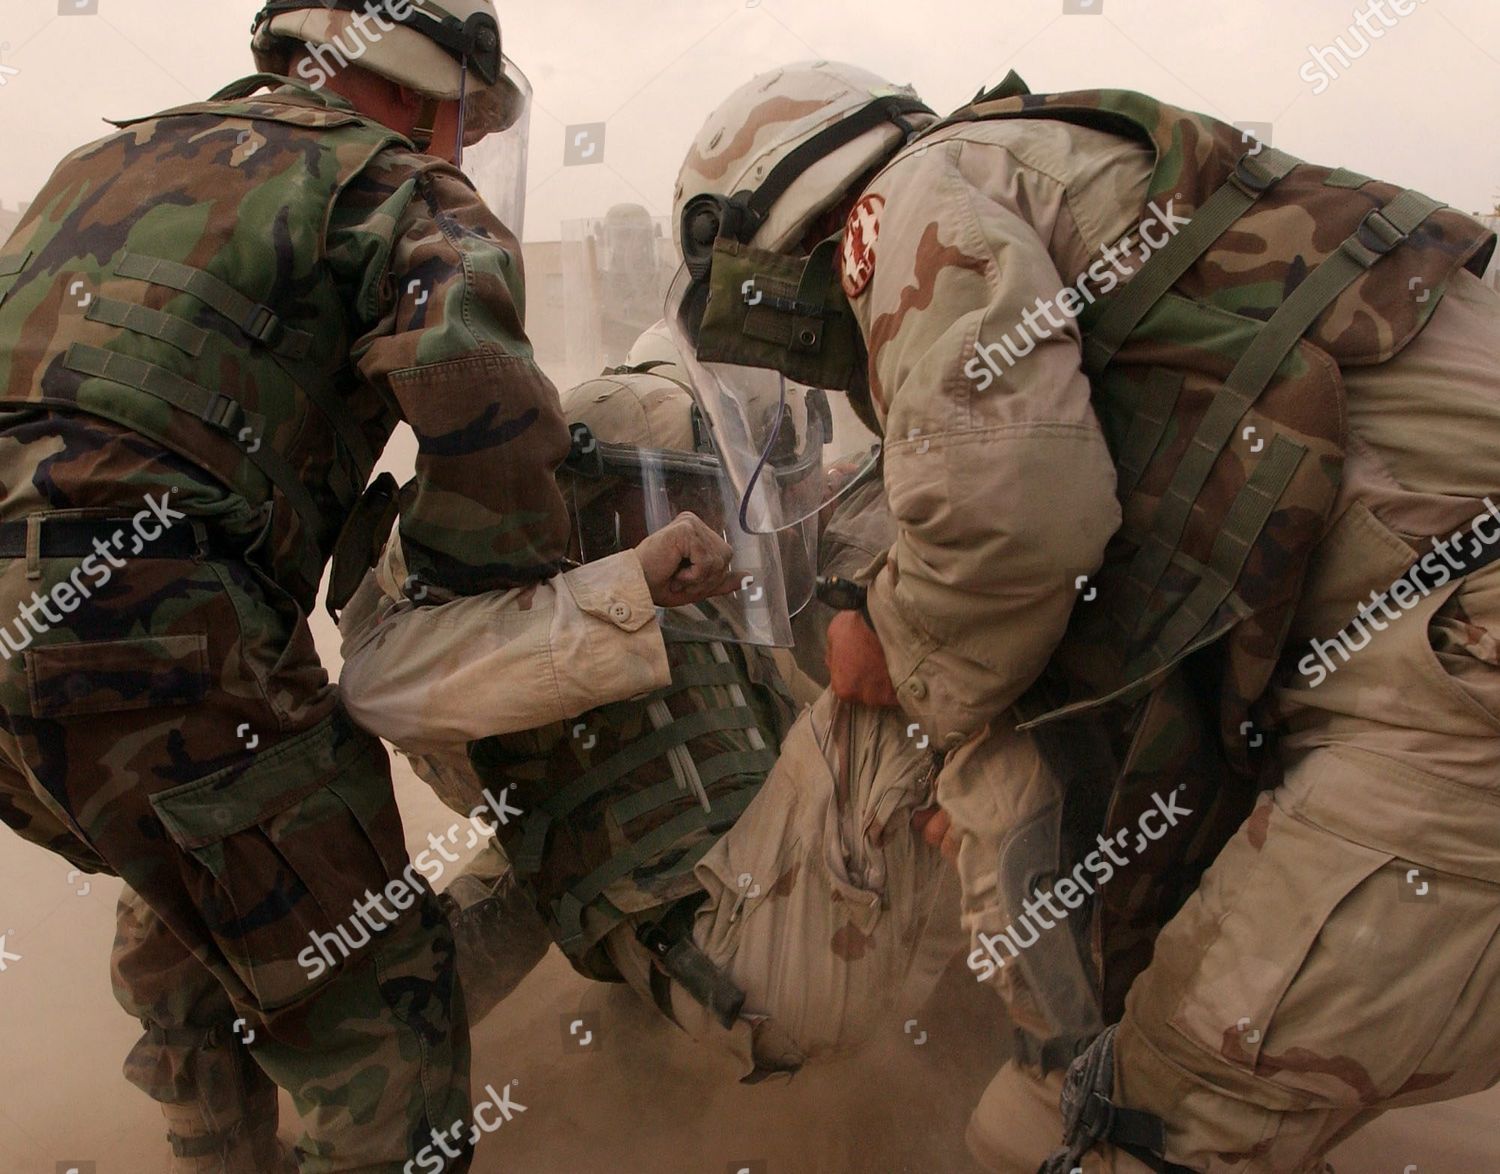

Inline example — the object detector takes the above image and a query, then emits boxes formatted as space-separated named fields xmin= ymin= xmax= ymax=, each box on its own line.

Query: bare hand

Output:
xmin=635 ymin=512 xmax=736 ymax=608
xmin=825 ymin=609 xmax=899 ymax=708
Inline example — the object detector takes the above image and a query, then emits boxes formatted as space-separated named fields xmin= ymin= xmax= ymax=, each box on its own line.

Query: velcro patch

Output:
xmin=841 ymin=193 xmax=885 ymax=299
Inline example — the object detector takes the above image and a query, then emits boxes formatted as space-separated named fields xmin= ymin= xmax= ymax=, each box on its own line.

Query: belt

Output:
xmin=0 ymin=517 xmax=243 ymax=561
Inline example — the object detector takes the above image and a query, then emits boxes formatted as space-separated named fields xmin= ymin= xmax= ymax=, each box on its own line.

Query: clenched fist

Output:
xmin=825 ymin=608 xmax=899 ymax=708
xmin=635 ymin=512 xmax=737 ymax=608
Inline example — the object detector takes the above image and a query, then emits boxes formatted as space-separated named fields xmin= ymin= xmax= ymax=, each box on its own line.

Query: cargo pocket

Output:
xmin=26 ymin=634 xmax=210 ymax=718
xmin=149 ymin=708 xmax=405 ymax=1011
xmin=1162 ymin=798 xmax=1392 ymax=1107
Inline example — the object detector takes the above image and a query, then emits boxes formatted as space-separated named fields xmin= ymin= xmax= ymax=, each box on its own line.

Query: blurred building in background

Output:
xmin=524 ymin=205 xmax=678 ymax=390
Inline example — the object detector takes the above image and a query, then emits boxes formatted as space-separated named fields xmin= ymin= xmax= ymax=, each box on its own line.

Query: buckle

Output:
xmin=1355 ymin=208 xmax=1407 ymax=257
xmin=1229 ymin=151 xmax=1277 ymax=197
xmin=200 ymin=393 xmax=245 ymax=434
xmin=240 ymin=303 xmax=283 ymax=348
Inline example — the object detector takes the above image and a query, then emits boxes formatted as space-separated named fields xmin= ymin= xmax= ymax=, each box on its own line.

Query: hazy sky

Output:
xmin=1 ymin=0 xmax=1497 ymax=241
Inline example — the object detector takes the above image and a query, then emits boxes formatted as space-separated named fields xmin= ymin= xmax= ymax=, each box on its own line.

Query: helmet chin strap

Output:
xmin=454 ymin=59 xmax=469 ymax=168
xmin=411 ymin=64 xmax=469 ymax=164
xmin=411 ymin=95 xmax=441 ymax=153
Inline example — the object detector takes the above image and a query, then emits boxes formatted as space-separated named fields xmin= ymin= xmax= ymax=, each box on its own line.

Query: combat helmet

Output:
xmin=251 ymin=0 xmax=526 ymax=144
xmin=673 ymin=61 xmax=936 ymax=262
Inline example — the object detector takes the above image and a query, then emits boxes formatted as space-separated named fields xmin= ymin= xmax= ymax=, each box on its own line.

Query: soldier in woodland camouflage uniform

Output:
xmin=338 ymin=366 xmax=966 ymax=1075
xmin=669 ymin=61 xmax=1500 ymax=1172
xmin=0 ymin=4 xmax=737 ymax=1171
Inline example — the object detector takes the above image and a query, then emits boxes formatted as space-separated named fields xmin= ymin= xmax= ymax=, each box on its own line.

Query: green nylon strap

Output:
xmin=553 ymin=783 xmax=759 ymax=955
xmin=638 ymin=660 xmax=754 ymax=704
xmin=608 ymin=748 xmax=777 ymax=827
xmin=1082 ymin=147 xmax=1301 ymax=378
xmin=87 ymin=297 xmax=208 ymax=357
xmin=1121 ymin=189 xmax=1445 ymax=615
xmin=1324 ymin=167 xmax=1372 ymax=189
xmin=1128 ymin=434 xmax=1306 ymax=673
xmin=62 ymin=343 xmax=327 ymax=544
xmin=512 ymin=706 xmax=764 ymax=873
xmin=1114 ymin=367 xmax=1184 ymax=500
xmin=116 ymin=253 xmax=313 ymax=360
xmin=115 ymin=253 xmax=376 ymax=481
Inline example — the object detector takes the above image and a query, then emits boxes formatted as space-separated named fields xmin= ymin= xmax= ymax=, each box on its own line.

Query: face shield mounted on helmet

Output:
xmin=561 ymin=380 xmax=816 ymax=647
xmin=458 ymin=54 xmax=531 ymax=234
xmin=668 ymin=89 xmax=932 ymax=534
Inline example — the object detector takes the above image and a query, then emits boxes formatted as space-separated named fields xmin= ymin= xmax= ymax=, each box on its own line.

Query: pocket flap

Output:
xmin=150 ymin=711 xmax=374 ymax=848
xmin=27 ymin=634 xmax=209 ymax=718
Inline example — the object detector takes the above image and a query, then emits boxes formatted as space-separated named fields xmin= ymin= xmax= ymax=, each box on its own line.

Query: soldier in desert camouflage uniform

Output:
xmin=0 ymin=4 xmax=736 ymax=1171
xmin=669 ymin=61 xmax=1500 ymax=1172
xmin=338 ymin=363 xmax=966 ymax=1075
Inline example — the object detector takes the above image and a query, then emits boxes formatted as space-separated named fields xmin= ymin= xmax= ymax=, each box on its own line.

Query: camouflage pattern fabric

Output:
xmin=0 ymin=74 xmax=571 ymax=608
xmin=0 ymin=541 xmax=470 ymax=1171
xmin=0 ymin=69 xmax=583 ymax=1173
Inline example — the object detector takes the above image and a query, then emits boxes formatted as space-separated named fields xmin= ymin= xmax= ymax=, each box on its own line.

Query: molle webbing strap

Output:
xmin=116 ymin=254 xmax=313 ymax=360
xmin=1114 ymin=368 xmax=1184 ymax=501
xmin=1127 ymin=435 xmax=1305 ymax=673
xmin=62 ymin=343 xmax=327 ymax=544
xmin=86 ymin=297 xmax=209 ymax=357
xmin=607 ymin=748 xmax=778 ymax=826
xmin=1121 ymin=189 xmax=1446 ymax=622
xmin=552 ymin=782 xmax=759 ymax=955
xmin=1324 ymin=167 xmax=1373 ymax=189
xmin=1082 ymin=147 xmax=1301 ymax=378
xmin=115 ymin=253 xmax=376 ymax=478
xmin=637 ymin=660 xmax=754 ymax=704
xmin=511 ymin=706 xmax=764 ymax=873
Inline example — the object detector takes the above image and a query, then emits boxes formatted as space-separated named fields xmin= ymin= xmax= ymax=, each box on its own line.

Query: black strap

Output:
xmin=744 ymin=94 xmax=935 ymax=225
xmin=0 ymin=517 xmax=247 ymax=561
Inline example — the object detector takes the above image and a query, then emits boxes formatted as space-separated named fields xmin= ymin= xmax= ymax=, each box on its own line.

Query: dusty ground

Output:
xmin=2 ymin=614 xmax=1498 ymax=1173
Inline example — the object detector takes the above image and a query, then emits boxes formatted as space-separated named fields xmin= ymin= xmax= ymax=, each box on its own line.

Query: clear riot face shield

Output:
xmin=563 ymin=417 xmax=815 ymax=647
xmin=459 ymin=55 xmax=532 ymax=234
xmin=665 ymin=263 xmax=879 ymax=535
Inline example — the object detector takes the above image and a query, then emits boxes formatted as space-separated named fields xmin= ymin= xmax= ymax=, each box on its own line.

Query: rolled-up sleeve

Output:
xmin=339 ymin=540 xmax=671 ymax=754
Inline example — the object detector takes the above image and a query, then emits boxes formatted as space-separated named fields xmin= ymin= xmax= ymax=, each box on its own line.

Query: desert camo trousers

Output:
xmin=964 ymin=548 xmax=1500 ymax=1172
xmin=599 ymin=692 xmax=967 ymax=1077
xmin=0 ymin=540 xmax=470 ymax=1173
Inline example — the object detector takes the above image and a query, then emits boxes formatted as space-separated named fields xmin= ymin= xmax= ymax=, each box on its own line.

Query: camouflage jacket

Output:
xmin=0 ymin=75 xmax=570 ymax=608
xmin=841 ymin=86 xmax=1492 ymax=747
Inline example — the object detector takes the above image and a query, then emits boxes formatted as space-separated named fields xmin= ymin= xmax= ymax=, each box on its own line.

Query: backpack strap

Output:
xmin=1082 ymin=147 xmax=1302 ymax=377
xmin=1121 ymin=190 xmax=1447 ymax=645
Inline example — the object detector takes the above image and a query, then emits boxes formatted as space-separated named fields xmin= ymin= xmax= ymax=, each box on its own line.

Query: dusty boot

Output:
xmin=160 ymin=1080 xmax=293 ymax=1173
xmin=443 ymin=865 xmax=552 ymax=1022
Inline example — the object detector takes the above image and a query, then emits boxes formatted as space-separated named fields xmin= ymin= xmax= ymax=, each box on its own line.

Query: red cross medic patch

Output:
xmin=841 ymin=193 xmax=885 ymax=299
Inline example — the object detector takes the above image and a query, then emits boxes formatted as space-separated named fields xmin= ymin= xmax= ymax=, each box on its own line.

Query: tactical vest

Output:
xmin=921 ymin=77 xmax=1496 ymax=1017
xmin=0 ymin=76 xmax=410 ymax=603
xmin=469 ymin=636 xmax=794 ymax=980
